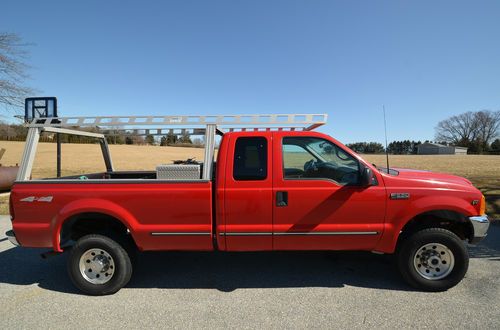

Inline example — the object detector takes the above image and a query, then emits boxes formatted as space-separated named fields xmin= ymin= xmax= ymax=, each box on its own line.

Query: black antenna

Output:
xmin=383 ymin=105 xmax=390 ymax=174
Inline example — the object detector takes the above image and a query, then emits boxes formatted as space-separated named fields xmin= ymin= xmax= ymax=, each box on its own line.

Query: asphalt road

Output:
xmin=0 ymin=215 xmax=499 ymax=329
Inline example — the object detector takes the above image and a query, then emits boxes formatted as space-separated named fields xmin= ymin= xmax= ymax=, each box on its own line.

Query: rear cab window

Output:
xmin=233 ymin=137 xmax=268 ymax=181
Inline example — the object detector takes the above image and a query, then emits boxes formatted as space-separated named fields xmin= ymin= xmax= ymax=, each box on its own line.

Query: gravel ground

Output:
xmin=0 ymin=216 xmax=499 ymax=329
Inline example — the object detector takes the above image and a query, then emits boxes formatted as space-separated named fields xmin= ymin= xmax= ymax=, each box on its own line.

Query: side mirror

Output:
xmin=360 ymin=167 xmax=375 ymax=186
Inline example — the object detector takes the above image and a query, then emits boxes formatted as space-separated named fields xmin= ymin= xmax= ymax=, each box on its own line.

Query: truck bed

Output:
xmin=11 ymin=179 xmax=214 ymax=252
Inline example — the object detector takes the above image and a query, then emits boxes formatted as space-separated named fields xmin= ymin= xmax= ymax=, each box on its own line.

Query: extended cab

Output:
xmin=6 ymin=108 xmax=490 ymax=295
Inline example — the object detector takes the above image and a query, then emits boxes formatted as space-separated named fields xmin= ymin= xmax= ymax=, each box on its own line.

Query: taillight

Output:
xmin=9 ymin=193 xmax=14 ymax=220
xmin=479 ymin=195 xmax=486 ymax=215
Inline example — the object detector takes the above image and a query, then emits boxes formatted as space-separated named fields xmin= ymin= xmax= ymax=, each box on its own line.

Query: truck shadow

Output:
xmin=130 ymin=251 xmax=407 ymax=292
xmin=0 ymin=247 xmax=407 ymax=294
xmin=0 ymin=225 xmax=497 ymax=294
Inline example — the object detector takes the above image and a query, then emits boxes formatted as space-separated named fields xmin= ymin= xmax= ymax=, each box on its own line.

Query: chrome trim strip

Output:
xmin=151 ymin=232 xmax=211 ymax=236
xmin=274 ymin=231 xmax=379 ymax=236
xmin=219 ymin=231 xmax=378 ymax=236
xmin=220 ymin=232 xmax=273 ymax=236
xmin=274 ymin=231 xmax=378 ymax=236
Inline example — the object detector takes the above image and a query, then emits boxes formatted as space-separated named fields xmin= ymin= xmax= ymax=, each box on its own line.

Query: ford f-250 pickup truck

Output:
xmin=5 ymin=103 xmax=490 ymax=295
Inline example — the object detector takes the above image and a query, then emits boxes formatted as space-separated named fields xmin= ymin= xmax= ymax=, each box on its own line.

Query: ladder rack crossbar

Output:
xmin=99 ymin=126 xmax=308 ymax=136
xmin=26 ymin=113 xmax=327 ymax=131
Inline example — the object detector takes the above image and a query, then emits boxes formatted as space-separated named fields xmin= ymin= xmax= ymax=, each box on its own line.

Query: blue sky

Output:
xmin=1 ymin=0 xmax=499 ymax=143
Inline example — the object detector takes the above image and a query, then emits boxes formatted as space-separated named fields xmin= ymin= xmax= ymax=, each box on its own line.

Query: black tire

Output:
xmin=67 ymin=234 xmax=133 ymax=295
xmin=397 ymin=228 xmax=469 ymax=292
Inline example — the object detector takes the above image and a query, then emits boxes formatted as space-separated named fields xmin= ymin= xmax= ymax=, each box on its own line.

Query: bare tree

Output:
xmin=0 ymin=32 xmax=34 ymax=112
xmin=475 ymin=110 xmax=500 ymax=148
xmin=436 ymin=111 xmax=477 ymax=145
xmin=435 ymin=110 xmax=500 ymax=150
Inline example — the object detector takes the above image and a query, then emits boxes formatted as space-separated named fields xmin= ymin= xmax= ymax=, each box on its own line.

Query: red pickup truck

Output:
xmin=6 ymin=110 xmax=490 ymax=295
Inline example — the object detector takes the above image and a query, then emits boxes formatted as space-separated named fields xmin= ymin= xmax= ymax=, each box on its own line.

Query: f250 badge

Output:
xmin=390 ymin=193 xmax=410 ymax=200
xmin=20 ymin=196 xmax=53 ymax=203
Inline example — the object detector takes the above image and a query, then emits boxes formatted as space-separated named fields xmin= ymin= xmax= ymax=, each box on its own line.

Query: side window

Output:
xmin=282 ymin=137 xmax=360 ymax=185
xmin=233 ymin=137 xmax=268 ymax=181
xmin=282 ymin=144 xmax=314 ymax=178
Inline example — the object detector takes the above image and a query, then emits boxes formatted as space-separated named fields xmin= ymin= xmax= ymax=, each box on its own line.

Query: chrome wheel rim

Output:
xmin=413 ymin=243 xmax=455 ymax=280
xmin=79 ymin=248 xmax=115 ymax=284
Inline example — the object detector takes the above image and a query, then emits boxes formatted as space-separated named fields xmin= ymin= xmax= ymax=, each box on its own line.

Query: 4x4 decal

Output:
xmin=20 ymin=196 xmax=53 ymax=203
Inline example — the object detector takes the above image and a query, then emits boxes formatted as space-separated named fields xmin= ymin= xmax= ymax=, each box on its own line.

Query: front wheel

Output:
xmin=397 ymin=228 xmax=469 ymax=291
xmin=67 ymin=234 xmax=133 ymax=295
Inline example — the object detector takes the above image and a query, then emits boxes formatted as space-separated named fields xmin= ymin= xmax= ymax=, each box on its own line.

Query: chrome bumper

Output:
xmin=5 ymin=230 xmax=19 ymax=247
xmin=469 ymin=215 xmax=490 ymax=244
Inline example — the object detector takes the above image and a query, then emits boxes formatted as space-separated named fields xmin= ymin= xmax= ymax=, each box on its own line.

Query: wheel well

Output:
xmin=60 ymin=212 xmax=137 ymax=249
xmin=398 ymin=210 xmax=473 ymax=243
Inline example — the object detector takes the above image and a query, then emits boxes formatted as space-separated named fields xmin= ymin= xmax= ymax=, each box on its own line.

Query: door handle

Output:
xmin=276 ymin=191 xmax=288 ymax=207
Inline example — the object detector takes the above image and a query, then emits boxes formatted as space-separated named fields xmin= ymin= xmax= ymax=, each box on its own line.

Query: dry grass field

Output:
xmin=0 ymin=141 xmax=499 ymax=218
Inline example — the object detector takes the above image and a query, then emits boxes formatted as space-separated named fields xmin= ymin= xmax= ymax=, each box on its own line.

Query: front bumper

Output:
xmin=5 ymin=230 xmax=19 ymax=247
xmin=469 ymin=215 xmax=490 ymax=244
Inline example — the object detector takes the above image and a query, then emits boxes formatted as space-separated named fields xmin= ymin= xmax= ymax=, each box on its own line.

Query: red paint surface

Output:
xmin=11 ymin=182 xmax=213 ymax=251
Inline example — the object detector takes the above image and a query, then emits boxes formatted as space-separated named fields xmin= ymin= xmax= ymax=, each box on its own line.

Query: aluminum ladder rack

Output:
xmin=19 ymin=113 xmax=327 ymax=182
xmin=26 ymin=113 xmax=328 ymax=131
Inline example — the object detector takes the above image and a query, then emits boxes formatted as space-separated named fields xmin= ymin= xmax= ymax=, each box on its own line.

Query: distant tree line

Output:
xmin=386 ymin=140 xmax=422 ymax=155
xmin=346 ymin=140 xmax=423 ymax=154
xmin=347 ymin=109 xmax=500 ymax=155
xmin=0 ymin=121 xmax=203 ymax=147
xmin=0 ymin=121 xmax=27 ymax=140
xmin=2 ymin=108 xmax=499 ymax=154
xmin=345 ymin=142 xmax=385 ymax=154
xmin=348 ymin=138 xmax=500 ymax=155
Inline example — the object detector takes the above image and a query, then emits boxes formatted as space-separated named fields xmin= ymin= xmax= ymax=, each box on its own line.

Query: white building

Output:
xmin=417 ymin=143 xmax=468 ymax=155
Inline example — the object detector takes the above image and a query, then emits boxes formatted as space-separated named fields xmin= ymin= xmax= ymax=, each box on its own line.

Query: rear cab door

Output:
xmin=218 ymin=132 xmax=273 ymax=250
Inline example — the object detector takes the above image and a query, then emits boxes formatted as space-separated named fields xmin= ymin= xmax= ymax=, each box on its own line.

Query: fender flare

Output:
xmin=52 ymin=198 xmax=141 ymax=252
xmin=375 ymin=195 xmax=477 ymax=254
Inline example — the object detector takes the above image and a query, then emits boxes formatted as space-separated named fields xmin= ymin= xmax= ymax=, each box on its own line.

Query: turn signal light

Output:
xmin=479 ymin=195 xmax=486 ymax=215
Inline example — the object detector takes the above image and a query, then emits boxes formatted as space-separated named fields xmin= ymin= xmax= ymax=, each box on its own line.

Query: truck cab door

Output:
xmin=272 ymin=132 xmax=386 ymax=250
xmin=221 ymin=133 xmax=273 ymax=251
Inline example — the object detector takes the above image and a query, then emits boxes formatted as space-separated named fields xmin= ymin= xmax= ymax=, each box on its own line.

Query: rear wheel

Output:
xmin=397 ymin=228 xmax=468 ymax=291
xmin=67 ymin=234 xmax=132 ymax=295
